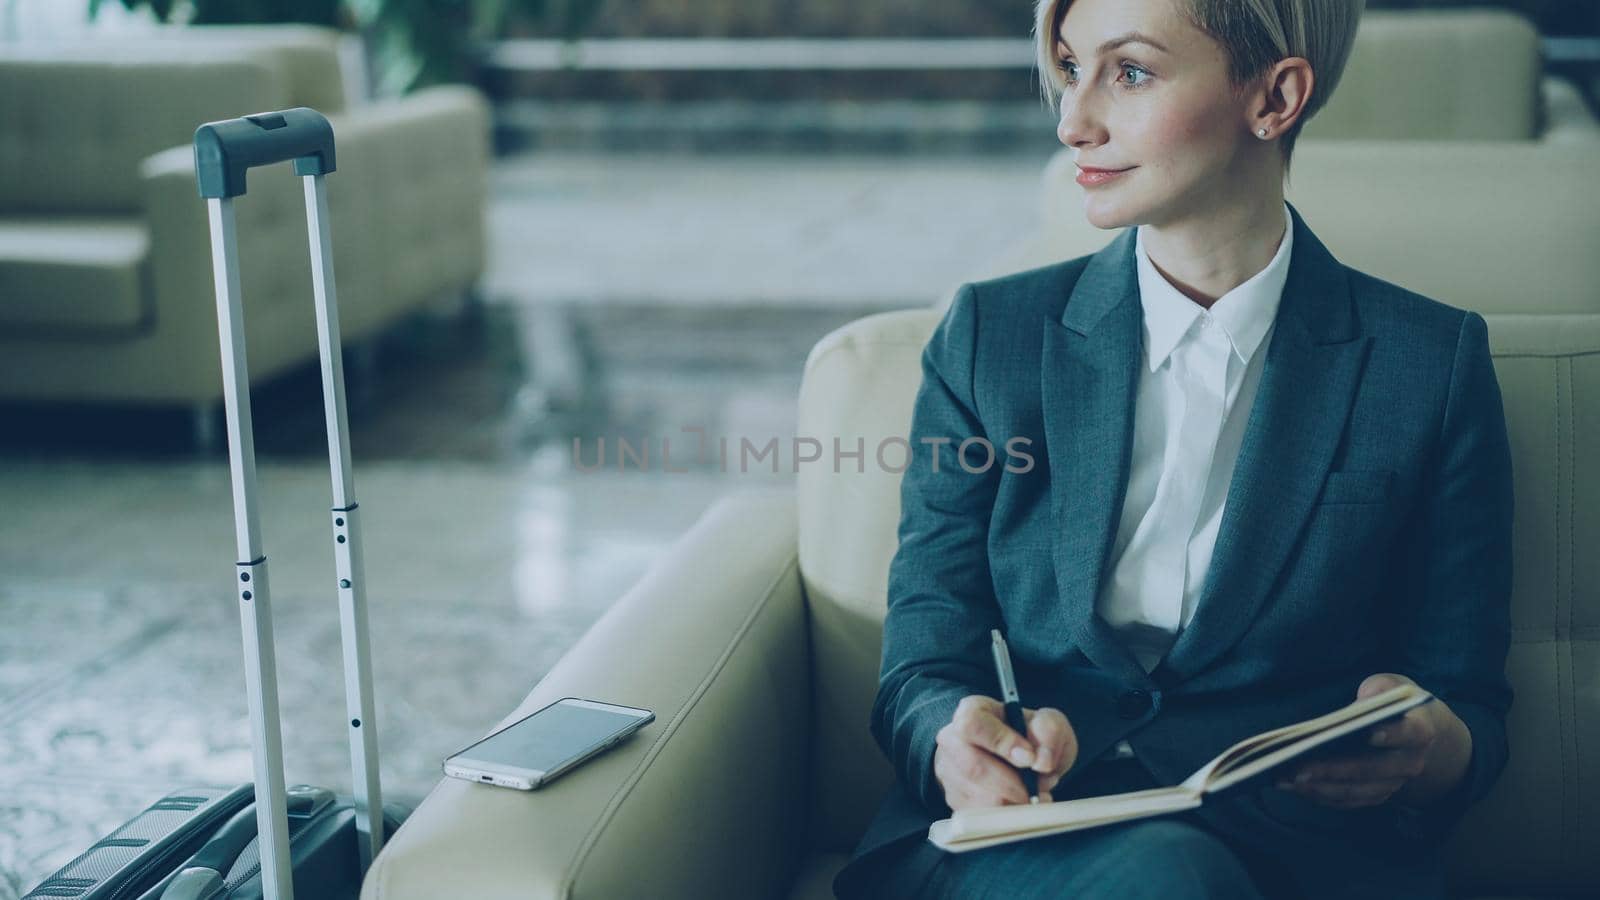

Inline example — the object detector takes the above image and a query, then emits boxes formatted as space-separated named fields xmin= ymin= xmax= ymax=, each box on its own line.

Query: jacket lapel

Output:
xmin=1158 ymin=204 xmax=1370 ymax=683
xmin=1040 ymin=225 xmax=1151 ymax=686
xmin=1041 ymin=202 xmax=1372 ymax=689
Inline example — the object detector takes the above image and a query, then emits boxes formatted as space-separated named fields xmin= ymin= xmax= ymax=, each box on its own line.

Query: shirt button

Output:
xmin=1116 ymin=689 xmax=1152 ymax=719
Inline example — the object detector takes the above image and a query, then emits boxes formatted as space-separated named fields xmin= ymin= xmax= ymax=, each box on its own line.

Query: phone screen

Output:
xmin=455 ymin=701 xmax=643 ymax=772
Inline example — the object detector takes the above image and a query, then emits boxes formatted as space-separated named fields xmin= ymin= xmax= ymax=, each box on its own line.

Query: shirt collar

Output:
xmin=1135 ymin=200 xmax=1293 ymax=373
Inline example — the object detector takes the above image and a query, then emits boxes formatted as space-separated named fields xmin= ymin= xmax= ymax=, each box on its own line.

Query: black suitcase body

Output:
xmin=144 ymin=787 xmax=409 ymax=900
xmin=25 ymin=787 xmax=409 ymax=900
xmin=25 ymin=785 xmax=252 ymax=900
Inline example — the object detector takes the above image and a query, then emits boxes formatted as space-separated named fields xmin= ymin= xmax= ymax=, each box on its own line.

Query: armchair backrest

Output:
xmin=796 ymin=305 xmax=1600 ymax=893
xmin=1446 ymin=313 xmax=1600 ymax=894
xmin=1307 ymin=9 xmax=1543 ymax=142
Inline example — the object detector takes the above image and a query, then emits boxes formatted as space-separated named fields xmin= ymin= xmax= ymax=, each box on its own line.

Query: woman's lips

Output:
xmin=1076 ymin=166 xmax=1133 ymax=187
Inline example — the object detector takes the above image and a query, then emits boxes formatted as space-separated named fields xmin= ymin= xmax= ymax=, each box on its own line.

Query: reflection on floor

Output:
xmin=0 ymin=148 xmax=1049 ymax=896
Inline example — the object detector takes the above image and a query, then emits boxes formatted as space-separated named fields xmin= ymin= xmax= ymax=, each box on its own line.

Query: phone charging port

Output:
xmin=481 ymin=775 xmax=493 ymax=782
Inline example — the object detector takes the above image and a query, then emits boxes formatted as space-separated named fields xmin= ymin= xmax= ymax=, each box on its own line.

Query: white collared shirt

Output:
xmin=1101 ymin=202 xmax=1294 ymax=760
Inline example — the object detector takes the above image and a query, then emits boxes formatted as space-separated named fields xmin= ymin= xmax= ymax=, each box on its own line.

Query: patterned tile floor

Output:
xmin=0 ymin=452 xmax=754 ymax=862
xmin=0 ymin=149 xmax=1051 ymax=897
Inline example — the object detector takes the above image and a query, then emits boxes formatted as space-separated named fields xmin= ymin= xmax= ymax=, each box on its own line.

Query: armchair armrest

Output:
xmin=362 ymin=487 xmax=812 ymax=900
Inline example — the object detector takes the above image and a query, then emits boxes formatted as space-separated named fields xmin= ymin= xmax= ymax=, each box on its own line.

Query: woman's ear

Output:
xmin=1253 ymin=57 xmax=1315 ymax=138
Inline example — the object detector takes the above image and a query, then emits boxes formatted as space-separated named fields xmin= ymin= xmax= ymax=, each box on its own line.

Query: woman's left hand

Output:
xmin=1274 ymin=673 xmax=1467 ymax=810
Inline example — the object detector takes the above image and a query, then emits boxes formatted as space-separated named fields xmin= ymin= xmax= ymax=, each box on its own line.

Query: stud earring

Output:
xmin=1257 ymin=127 xmax=1269 ymax=138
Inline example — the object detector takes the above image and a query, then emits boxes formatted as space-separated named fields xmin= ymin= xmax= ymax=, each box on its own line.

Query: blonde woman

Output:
xmin=833 ymin=0 xmax=1513 ymax=897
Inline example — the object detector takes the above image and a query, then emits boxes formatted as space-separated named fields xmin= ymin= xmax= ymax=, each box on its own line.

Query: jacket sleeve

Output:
xmin=1387 ymin=310 xmax=1515 ymax=844
xmin=869 ymin=282 xmax=1008 ymax=819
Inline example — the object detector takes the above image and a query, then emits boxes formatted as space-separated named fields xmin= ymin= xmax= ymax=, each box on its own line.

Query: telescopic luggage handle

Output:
xmin=195 ymin=107 xmax=336 ymax=199
xmin=194 ymin=107 xmax=383 ymax=900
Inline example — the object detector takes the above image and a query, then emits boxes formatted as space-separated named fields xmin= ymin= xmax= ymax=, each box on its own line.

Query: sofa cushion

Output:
xmin=0 ymin=217 xmax=150 ymax=335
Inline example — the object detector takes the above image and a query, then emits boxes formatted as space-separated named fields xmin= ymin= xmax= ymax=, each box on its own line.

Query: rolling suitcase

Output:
xmin=25 ymin=108 xmax=408 ymax=900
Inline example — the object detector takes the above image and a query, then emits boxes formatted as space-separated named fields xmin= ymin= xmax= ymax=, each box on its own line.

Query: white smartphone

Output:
xmin=443 ymin=697 xmax=655 ymax=790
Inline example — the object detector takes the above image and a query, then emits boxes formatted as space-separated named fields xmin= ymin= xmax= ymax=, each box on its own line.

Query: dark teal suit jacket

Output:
xmin=834 ymin=201 xmax=1514 ymax=899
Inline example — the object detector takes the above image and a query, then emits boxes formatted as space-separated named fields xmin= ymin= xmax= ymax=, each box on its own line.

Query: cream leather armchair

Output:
xmin=0 ymin=26 xmax=488 ymax=440
xmin=362 ymin=304 xmax=1600 ymax=899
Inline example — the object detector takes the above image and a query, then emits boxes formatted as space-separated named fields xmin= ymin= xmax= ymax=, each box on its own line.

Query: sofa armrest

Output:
xmin=332 ymin=85 xmax=491 ymax=332
xmin=362 ymin=487 xmax=812 ymax=900
xmin=1541 ymin=75 xmax=1600 ymax=145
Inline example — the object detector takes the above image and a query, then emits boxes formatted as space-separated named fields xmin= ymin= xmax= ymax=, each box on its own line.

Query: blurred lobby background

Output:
xmin=2 ymin=1 xmax=1598 ymax=897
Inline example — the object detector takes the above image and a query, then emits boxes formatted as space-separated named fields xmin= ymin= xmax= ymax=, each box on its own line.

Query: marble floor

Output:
xmin=0 ymin=149 xmax=1051 ymax=897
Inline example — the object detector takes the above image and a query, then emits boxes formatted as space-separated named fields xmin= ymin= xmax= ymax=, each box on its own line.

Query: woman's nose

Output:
xmin=1057 ymin=89 xmax=1106 ymax=148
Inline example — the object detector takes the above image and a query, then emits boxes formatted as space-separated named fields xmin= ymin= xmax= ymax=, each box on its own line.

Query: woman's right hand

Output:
xmin=933 ymin=694 xmax=1078 ymax=810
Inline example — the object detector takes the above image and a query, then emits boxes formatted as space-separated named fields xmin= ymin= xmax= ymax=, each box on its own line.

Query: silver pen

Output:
xmin=991 ymin=628 xmax=1040 ymax=803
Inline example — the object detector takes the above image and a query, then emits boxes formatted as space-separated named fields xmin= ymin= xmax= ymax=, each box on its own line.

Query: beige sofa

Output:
xmin=360 ymin=9 xmax=1599 ymax=898
xmin=0 ymin=26 xmax=488 ymax=441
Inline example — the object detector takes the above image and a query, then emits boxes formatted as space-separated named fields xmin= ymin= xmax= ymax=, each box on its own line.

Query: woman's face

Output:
xmin=1054 ymin=0 xmax=1267 ymax=230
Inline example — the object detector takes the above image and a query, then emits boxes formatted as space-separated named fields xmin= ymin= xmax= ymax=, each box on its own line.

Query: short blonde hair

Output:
xmin=1033 ymin=0 xmax=1366 ymax=174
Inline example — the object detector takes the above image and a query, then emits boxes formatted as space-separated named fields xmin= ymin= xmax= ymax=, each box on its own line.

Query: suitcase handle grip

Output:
xmin=194 ymin=106 xmax=336 ymax=199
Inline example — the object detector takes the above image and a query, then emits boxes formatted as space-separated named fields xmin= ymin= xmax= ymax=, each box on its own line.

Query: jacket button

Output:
xmin=1116 ymin=689 xmax=1151 ymax=719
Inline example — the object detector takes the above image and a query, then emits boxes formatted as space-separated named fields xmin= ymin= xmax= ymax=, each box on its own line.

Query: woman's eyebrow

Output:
xmin=1057 ymin=31 xmax=1170 ymax=56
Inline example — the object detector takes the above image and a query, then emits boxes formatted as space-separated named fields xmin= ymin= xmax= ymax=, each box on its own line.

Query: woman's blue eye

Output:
xmin=1057 ymin=60 xmax=1151 ymax=88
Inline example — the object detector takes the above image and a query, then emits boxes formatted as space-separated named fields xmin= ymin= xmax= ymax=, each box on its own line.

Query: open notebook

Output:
xmin=928 ymin=682 xmax=1433 ymax=853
